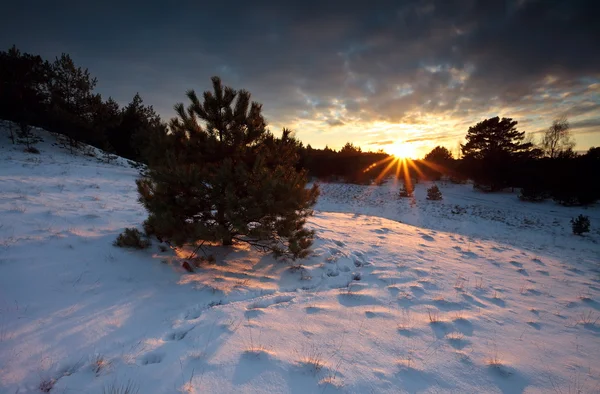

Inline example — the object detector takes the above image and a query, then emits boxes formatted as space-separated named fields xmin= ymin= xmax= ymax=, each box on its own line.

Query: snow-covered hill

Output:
xmin=1 ymin=126 xmax=599 ymax=393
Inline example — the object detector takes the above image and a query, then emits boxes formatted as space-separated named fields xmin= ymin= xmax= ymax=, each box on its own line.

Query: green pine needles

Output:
xmin=137 ymin=76 xmax=319 ymax=260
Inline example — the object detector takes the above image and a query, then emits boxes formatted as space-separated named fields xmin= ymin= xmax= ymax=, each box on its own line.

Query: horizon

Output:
xmin=1 ymin=1 xmax=599 ymax=158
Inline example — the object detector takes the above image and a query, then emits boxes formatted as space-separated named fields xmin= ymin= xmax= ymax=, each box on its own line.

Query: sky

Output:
xmin=1 ymin=0 xmax=599 ymax=158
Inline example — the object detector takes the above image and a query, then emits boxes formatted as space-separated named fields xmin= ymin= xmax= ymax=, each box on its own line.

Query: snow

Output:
xmin=1 ymin=125 xmax=599 ymax=393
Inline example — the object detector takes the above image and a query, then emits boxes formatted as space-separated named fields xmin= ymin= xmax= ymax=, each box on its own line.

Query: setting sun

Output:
xmin=387 ymin=142 xmax=417 ymax=159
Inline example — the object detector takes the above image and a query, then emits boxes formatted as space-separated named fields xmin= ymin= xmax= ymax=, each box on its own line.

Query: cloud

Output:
xmin=404 ymin=134 xmax=459 ymax=143
xmin=367 ymin=140 xmax=395 ymax=146
xmin=0 ymin=0 xmax=598 ymax=152
xmin=570 ymin=118 xmax=600 ymax=131
xmin=325 ymin=119 xmax=345 ymax=126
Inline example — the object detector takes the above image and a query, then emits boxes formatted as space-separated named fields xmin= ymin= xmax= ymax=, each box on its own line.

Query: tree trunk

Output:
xmin=8 ymin=125 xmax=15 ymax=144
xmin=222 ymin=234 xmax=233 ymax=246
xmin=217 ymin=207 xmax=232 ymax=245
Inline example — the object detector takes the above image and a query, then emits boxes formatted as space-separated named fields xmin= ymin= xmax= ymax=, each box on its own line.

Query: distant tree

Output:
xmin=423 ymin=146 xmax=453 ymax=179
xmin=461 ymin=117 xmax=534 ymax=191
xmin=339 ymin=142 xmax=362 ymax=155
xmin=556 ymin=147 xmax=578 ymax=159
xmin=585 ymin=147 xmax=600 ymax=160
xmin=541 ymin=117 xmax=575 ymax=158
xmin=399 ymin=182 xmax=414 ymax=198
xmin=0 ymin=45 xmax=50 ymax=142
xmin=426 ymin=184 xmax=443 ymax=200
xmin=47 ymin=53 xmax=98 ymax=153
xmin=137 ymin=76 xmax=319 ymax=260
xmin=424 ymin=146 xmax=453 ymax=163
xmin=552 ymin=178 xmax=598 ymax=206
xmin=89 ymin=95 xmax=122 ymax=161
xmin=461 ymin=117 xmax=533 ymax=161
xmin=107 ymin=93 xmax=163 ymax=161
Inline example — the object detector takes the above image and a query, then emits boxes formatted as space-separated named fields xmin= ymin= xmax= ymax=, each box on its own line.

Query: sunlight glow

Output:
xmin=386 ymin=142 xmax=418 ymax=159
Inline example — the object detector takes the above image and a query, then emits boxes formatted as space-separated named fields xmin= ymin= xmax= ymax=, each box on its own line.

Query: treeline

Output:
xmin=300 ymin=143 xmax=390 ymax=184
xmin=415 ymin=117 xmax=599 ymax=206
xmin=299 ymin=116 xmax=600 ymax=207
xmin=454 ymin=116 xmax=600 ymax=206
xmin=0 ymin=45 xmax=164 ymax=160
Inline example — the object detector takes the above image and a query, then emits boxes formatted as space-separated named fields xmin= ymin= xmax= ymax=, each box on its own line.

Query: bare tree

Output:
xmin=541 ymin=117 xmax=575 ymax=158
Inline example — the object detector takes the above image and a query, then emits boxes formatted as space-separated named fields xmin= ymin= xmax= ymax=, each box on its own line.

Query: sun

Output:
xmin=387 ymin=142 xmax=417 ymax=159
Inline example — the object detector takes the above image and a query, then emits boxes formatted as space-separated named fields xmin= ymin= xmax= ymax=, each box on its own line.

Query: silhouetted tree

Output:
xmin=461 ymin=117 xmax=534 ymax=191
xmin=107 ymin=93 xmax=162 ymax=161
xmin=556 ymin=148 xmax=578 ymax=159
xmin=424 ymin=146 xmax=453 ymax=162
xmin=0 ymin=46 xmax=50 ymax=142
xmin=571 ymin=215 xmax=590 ymax=236
xmin=399 ymin=182 xmax=414 ymax=198
xmin=47 ymin=53 xmax=98 ymax=153
xmin=541 ymin=117 xmax=575 ymax=158
xmin=423 ymin=146 xmax=453 ymax=180
xmin=426 ymin=184 xmax=442 ymax=200
xmin=585 ymin=147 xmax=600 ymax=160
xmin=89 ymin=95 xmax=122 ymax=160
xmin=339 ymin=142 xmax=362 ymax=155
xmin=461 ymin=117 xmax=533 ymax=161
xmin=137 ymin=77 xmax=319 ymax=259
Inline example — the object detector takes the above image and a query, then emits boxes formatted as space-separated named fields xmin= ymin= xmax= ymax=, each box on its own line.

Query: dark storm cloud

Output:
xmin=1 ymin=0 xmax=598 ymax=143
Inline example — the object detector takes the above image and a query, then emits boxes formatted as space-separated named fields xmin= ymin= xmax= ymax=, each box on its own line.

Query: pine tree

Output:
xmin=571 ymin=215 xmax=590 ymax=236
xmin=424 ymin=146 xmax=453 ymax=163
xmin=107 ymin=93 xmax=162 ymax=161
xmin=426 ymin=184 xmax=442 ymax=200
xmin=87 ymin=95 xmax=123 ymax=161
xmin=461 ymin=117 xmax=533 ymax=161
xmin=0 ymin=46 xmax=50 ymax=142
xmin=461 ymin=117 xmax=534 ymax=191
xmin=47 ymin=53 xmax=98 ymax=153
xmin=137 ymin=76 xmax=319 ymax=260
xmin=399 ymin=182 xmax=414 ymax=198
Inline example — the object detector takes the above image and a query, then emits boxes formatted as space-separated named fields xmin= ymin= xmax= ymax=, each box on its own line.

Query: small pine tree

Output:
xmin=137 ymin=77 xmax=319 ymax=260
xmin=426 ymin=184 xmax=443 ymax=200
xmin=114 ymin=228 xmax=151 ymax=249
xmin=571 ymin=215 xmax=590 ymax=236
xmin=399 ymin=183 xmax=414 ymax=198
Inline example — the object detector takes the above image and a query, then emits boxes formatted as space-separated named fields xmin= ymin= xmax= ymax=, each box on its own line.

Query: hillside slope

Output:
xmin=1 ymin=127 xmax=599 ymax=393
